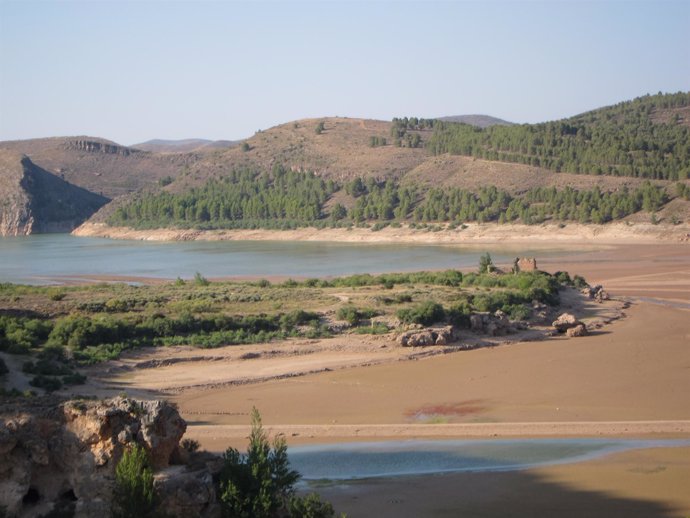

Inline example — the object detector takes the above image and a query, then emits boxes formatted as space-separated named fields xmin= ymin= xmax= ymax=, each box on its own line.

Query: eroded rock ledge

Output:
xmin=0 ymin=396 xmax=219 ymax=518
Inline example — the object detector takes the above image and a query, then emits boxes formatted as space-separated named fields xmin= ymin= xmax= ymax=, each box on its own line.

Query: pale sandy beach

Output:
xmin=75 ymin=220 xmax=690 ymax=244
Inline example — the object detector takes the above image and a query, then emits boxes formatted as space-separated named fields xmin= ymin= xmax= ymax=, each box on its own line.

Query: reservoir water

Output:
xmin=288 ymin=439 xmax=690 ymax=480
xmin=0 ymin=234 xmax=568 ymax=285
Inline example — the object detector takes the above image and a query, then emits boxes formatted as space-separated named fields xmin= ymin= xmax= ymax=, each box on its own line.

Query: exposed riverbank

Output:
xmin=74 ymin=220 xmax=690 ymax=244
xmin=49 ymin=236 xmax=689 ymax=517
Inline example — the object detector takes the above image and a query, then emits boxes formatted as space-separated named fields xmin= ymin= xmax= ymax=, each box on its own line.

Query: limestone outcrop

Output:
xmin=0 ymin=396 xmax=192 ymax=517
xmin=398 ymin=326 xmax=455 ymax=346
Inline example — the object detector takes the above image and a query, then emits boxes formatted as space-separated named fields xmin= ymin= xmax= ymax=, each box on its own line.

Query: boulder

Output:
xmin=434 ymin=326 xmax=454 ymax=345
xmin=582 ymin=284 xmax=610 ymax=303
xmin=398 ymin=326 xmax=455 ymax=347
xmin=566 ymin=323 xmax=588 ymax=337
xmin=154 ymin=465 xmax=220 ymax=518
xmin=469 ymin=314 xmax=484 ymax=332
xmin=552 ymin=313 xmax=581 ymax=332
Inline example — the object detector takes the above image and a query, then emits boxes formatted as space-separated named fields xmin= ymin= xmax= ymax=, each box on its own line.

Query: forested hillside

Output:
xmin=427 ymin=92 xmax=690 ymax=180
xmin=108 ymin=164 xmax=678 ymax=230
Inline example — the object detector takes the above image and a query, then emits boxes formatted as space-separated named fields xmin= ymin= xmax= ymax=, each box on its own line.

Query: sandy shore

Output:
xmin=73 ymin=242 xmax=690 ymax=517
xmin=74 ymin=220 xmax=690 ymax=244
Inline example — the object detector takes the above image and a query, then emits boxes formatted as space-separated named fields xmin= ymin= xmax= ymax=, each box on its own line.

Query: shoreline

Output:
xmin=73 ymin=221 xmax=690 ymax=245
xmin=186 ymin=421 xmax=690 ymax=451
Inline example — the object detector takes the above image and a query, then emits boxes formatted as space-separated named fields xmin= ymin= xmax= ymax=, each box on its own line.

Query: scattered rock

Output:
xmin=469 ymin=314 xmax=484 ymax=332
xmin=552 ymin=313 xmax=582 ymax=332
xmin=582 ymin=284 xmax=610 ymax=303
xmin=566 ymin=323 xmax=588 ymax=337
xmin=398 ymin=326 xmax=455 ymax=347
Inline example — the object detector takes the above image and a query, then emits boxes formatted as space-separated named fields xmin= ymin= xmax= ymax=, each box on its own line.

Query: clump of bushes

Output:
xmin=0 ymin=316 xmax=53 ymax=354
xmin=397 ymin=301 xmax=445 ymax=326
xmin=336 ymin=306 xmax=378 ymax=326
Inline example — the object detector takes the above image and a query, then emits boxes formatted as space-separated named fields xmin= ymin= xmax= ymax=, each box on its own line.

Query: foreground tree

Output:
xmin=219 ymin=407 xmax=341 ymax=518
xmin=112 ymin=445 xmax=156 ymax=518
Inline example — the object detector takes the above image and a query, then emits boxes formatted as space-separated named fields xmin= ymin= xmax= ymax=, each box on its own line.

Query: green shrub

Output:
xmin=194 ymin=272 xmax=210 ymax=286
xmin=287 ymin=493 xmax=338 ymax=518
xmin=219 ymin=408 xmax=300 ymax=518
xmin=336 ymin=306 xmax=377 ymax=326
xmin=505 ymin=304 xmax=532 ymax=321
xmin=397 ymin=301 xmax=445 ymax=326
xmin=553 ymin=271 xmax=572 ymax=286
xmin=29 ymin=375 xmax=62 ymax=392
xmin=447 ymin=301 xmax=472 ymax=328
xmin=573 ymin=275 xmax=589 ymax=289
xmin=280 ymin=310 xmax=319 ymax=329
xmin=478 ymin=252 xmax=494 ymax=274
xmin=353 ymin=323 xmax=389 ymax=335
xmin=181 ymin=438 xmax=200 ymax=453
xmin=112 ymin=445 xmax=156 ymax=518
xmin=62 ymin=372 xmax=87 ymax=385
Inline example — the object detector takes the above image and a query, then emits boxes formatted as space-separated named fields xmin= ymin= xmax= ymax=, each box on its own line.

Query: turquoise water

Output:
xmin=288 ymin=439 xmax=690 ymax=480
xmin=0 ymin=234 xmax=567 ymax=285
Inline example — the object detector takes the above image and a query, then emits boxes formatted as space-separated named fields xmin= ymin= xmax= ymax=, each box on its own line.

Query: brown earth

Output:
xmin=67 ymin=242 xmax=689 ymax=517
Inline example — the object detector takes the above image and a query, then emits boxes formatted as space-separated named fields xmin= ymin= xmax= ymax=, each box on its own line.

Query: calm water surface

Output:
xmin=0 ymin=234 xmax=569 ymax=285
xmin=288 ymin=439 xmax=690 ymax=480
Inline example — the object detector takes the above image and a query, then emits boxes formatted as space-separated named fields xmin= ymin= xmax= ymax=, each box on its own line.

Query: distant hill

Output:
xmin=100 ymin=95 xmax=690 ymax=231
xmin=0 ymin=136 xmax=195 ymax=198
xmin=132 ymin=139 xmax=238 ymax=153
xmin=0 ymin=151 xmax=109 ymax=236
xmin=437 ymin=114 xmax=514 ymax=128
xmin=3 ymin=92 xmax=688 ymax=235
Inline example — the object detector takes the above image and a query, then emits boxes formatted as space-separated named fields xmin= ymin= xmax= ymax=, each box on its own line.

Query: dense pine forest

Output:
xmin=427 ymin=92 xmax=690 ymax=180
xmin=109 ymin=166 xmax=672 ymax=229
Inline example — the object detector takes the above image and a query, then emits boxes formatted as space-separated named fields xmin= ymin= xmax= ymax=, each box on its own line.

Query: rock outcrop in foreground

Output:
xmin=0 ymin=396 xmax=219 ymax=518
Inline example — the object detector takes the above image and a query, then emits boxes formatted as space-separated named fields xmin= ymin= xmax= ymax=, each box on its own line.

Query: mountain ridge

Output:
xmin=1 ymin=92 xmax=688 ymax=235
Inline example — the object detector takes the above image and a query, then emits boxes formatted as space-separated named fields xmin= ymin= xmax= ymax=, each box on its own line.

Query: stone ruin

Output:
xmin=514 ymin=257 xmax=538 ymax=273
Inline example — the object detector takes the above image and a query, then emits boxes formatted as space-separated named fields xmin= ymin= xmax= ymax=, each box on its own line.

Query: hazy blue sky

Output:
xmin=1 ymin=0 xmax=688 ymax=145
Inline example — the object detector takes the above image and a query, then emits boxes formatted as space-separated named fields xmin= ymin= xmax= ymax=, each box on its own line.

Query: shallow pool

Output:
xmin=287 ymin=438 xmax=690 ymax=480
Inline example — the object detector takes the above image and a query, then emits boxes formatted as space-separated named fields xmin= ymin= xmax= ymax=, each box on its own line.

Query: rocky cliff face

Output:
xmin=64 ymin=139 xmax=139 ymax=157
xmin=0 ymin=396 xmax=217 ymax=518
xmin=0 ymin=151 xmax=109 ymax=236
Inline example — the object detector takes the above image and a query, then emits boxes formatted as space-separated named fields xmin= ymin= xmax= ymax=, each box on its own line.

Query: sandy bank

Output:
xmin=74 ymin=221 xmax=690 ymax=244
